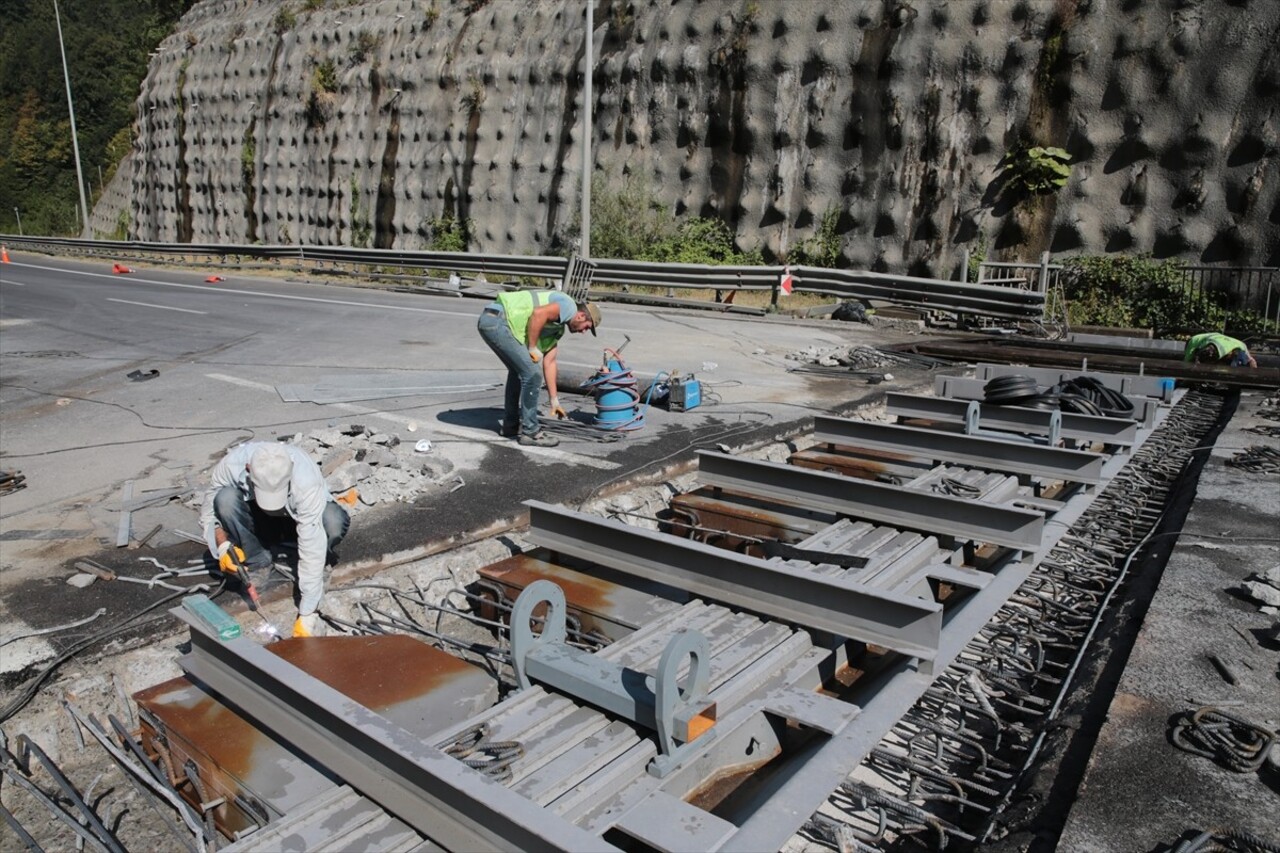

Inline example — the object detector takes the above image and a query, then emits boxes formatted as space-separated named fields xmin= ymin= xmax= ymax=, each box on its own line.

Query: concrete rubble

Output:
xmin=291 ymin=424 xmax=454 ymax=508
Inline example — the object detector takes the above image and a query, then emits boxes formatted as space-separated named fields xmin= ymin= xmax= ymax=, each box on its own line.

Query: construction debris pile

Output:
xmin=784 ymin=344 xmax=911 ymax=371
xmin=287 ymin=425 xmax=457 ymax=508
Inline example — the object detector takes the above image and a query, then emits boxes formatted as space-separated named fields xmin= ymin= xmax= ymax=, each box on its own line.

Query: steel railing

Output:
xmin=0 ymin=234 xmax=1046 ymax=321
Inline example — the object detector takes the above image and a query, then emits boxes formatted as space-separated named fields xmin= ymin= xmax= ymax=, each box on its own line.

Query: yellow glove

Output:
xmin=293 ymin=613 xmax=326 ymax=638
xmin=551 ymin=400 xmax=568 ymax=419
xmin=528 ymin=348 xmax=542 ymax=364
xmin=217 ymin=543 xmax=247 ymax=574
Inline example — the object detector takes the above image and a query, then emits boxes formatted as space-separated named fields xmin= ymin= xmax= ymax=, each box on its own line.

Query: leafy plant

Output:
xmin=788 ymin=206 xmax=842 ymax=267
xmin=967 ymin=232 xmax=988 ymax=282
xmin=349 ymin=176 xmax=371 ymax=247
xmin=427 ymin=215 xmax=471 ymax=252
xmin=348 ymin=30 xmax=381 ymax=65
xmin=273 ymin=6 xmax=298 ymax=35
xmin=999 ymin=145 xmax=1072 ymax=195
xmin=312 ymin=59 xmax=338 ymax=93
xmin=460 ymin=76 xmax=485 ymax=114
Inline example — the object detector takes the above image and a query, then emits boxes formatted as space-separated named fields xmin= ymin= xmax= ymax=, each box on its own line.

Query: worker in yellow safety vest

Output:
xmin=1183 ymin=333 xmax=1256 ymax=368
xmin=477 ymin=290 xmax=601 ymax=447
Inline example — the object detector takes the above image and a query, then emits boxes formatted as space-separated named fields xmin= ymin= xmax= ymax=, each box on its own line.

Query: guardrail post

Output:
xmin=1037 ymin=251 xmax=1050 ymax=294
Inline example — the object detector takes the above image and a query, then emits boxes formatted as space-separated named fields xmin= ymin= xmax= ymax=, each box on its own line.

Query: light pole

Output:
xmin=54 ymin=0 xmax=91 ymax=236
xmin=580 ymin=0 xmax=592 ymax=258
xmin=14 ymin=208 xmax=22 ymax=236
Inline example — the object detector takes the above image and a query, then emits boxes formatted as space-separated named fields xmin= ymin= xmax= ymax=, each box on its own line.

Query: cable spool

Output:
xmin=580 ymin=349 xmax=646 ymax=431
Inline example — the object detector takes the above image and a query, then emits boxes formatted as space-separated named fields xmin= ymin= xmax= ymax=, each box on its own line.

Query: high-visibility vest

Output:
xmin=496 ymin=290 xmax=570 ymax=353
xmin=1184 ymin=332 xmax=1247 ymax=362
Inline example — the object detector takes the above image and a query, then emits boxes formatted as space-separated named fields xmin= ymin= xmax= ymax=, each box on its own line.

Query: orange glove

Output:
xmin=528 ymin=348 xmax=542 ymax=364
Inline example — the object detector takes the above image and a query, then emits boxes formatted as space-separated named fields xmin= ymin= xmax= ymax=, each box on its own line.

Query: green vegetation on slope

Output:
xmin=0 ymin=0 xmax=192 ymax=236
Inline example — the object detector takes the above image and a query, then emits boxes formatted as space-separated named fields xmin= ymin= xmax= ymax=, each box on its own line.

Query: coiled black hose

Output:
xmin=983 ymin=375 xmax=1136 ymax=419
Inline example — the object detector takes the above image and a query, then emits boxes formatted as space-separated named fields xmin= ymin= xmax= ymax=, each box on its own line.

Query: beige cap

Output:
xmin=249 ymin=444 xmax=293 ymax=511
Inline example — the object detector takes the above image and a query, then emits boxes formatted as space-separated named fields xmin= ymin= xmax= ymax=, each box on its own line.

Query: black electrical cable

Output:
xmin=0 ymin=577 xmax=227 ymax=725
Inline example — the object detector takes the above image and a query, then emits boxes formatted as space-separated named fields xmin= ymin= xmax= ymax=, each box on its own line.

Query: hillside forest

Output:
xmin=0 ymin=0 xmax=192 ymax=236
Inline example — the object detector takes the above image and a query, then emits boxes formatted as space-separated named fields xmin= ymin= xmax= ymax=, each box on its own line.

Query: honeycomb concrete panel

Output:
xmin=101 ymin=0 xmax=1280 ymax=269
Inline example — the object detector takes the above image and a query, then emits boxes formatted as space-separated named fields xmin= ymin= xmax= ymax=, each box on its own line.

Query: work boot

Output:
xmin=518 ymin=430 xmax=559 ymax=447
xmin=293 ymin=613 xmax=327 ymax=638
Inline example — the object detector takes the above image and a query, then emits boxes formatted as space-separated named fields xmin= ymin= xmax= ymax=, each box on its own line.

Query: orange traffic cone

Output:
xmin=204 ymin=275 xmax=224 ymax=283
xmin=1 ymin=246 xmax=10 ymax=263
xmin=112 ymin=263 xmax=133 ymax=275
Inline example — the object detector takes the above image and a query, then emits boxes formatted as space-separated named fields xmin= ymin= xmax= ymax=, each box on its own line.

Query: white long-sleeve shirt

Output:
xmin=199 ymin=442 xmax=333 ymax=614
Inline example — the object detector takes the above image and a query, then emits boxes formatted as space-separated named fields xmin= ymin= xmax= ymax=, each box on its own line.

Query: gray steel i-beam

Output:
xmin=171 ymin=609 xmax=612 ymax=853
xmin=693 ymin=451 xmax=1044 ymax=550
xmin=524 ymin=501 xmax=943 ymax=663
xmin=812 ymin=416 xmax=1107 ymax=484
xmin=884 ymin=392 xmax=1138 ymax=447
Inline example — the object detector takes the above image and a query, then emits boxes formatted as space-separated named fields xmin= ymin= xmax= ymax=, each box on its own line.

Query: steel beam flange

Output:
xmin=171 ymin=607 xmax=614 ymax=853
xmin=524 ymin=501 xmax=942 ymax=663
xmin=693 ymin=451 xmax=1045 ymax=551
xmin=813 ymin=417 xmax=1106 ymax=485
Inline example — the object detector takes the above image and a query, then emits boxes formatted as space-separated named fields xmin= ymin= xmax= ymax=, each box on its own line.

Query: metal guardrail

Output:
xmin=0 ymin=235 xmax=1046 ymax=322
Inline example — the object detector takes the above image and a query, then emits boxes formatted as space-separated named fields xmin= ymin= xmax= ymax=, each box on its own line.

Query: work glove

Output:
xmin=293 ymin=612 xmax=326 ymax=638
xmin=528 ymin=348 xmax=542 ymax=364
xmin=550 ymin=398 xmax=568 ymax=419
xmin=215 ymin=541 xmax=247 ymax=574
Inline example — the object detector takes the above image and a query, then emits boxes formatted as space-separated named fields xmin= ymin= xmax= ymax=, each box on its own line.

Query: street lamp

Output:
xmin=54 ymin=0 xmax=91 ymax=236
xmin=14 ymin=207 xmax=22 ymax=235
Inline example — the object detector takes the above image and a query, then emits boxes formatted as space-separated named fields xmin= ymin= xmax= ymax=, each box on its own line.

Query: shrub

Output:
xmin=428 ymin=215 xmax=470 ymax=252
xmin=273 ymin=6 xmax=298 ymax=34
xmin=1060 ymin=255 xmax=1223 ymax=336
xmin=788 ymin=206 xmax=842 ymax=267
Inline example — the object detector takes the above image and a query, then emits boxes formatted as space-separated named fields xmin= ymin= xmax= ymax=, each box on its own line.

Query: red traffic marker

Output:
xmin=112 ymin=263 xmax=134 ymax=274
xmin=204 ymin=275 xmax=225 ymax=283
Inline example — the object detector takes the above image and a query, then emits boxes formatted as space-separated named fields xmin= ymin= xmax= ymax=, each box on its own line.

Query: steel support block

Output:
xmin=524 ymin=501 xmax=943 ymax=663
xmin=173 ymin=609 xmax=612 ymax=853
xmin=885 ymin=392 xmax=1138 ymax=446
xmin=693 ymin=452 xmax=1044 ymax=551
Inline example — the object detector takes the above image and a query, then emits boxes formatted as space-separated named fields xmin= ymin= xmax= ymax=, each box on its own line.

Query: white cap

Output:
xmin=249 ymin=445 xmax=293 ymax=511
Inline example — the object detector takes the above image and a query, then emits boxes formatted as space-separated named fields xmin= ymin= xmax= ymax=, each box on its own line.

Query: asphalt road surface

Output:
xmin=0 ymin=250 xmax=921 ymax=675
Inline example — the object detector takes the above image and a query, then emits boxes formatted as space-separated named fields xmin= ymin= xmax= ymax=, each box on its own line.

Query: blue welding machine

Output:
xmin=668 ymin=374 xmax=702 ymax=412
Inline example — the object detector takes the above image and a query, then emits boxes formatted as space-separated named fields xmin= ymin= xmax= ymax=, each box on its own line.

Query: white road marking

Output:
xmin=1 ymin=280 xmax=24 ymax=286
xmin=107 ymin=297 xmax=207 ymax=315
xmin=204 ymin=372 xmax=620 ymax=470
xmin=204 ymin=373 xmax=276 ymax=391
xmin=14 ymin=260 xmax=474 ymax=317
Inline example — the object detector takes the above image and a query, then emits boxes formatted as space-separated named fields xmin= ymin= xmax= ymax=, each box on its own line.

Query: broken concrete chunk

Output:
xmin=326 ymin=461 xmax=374 ymax=493
xmin=1260 ymin=566 xmax=1280 ymax=589
xmin=362 ymin=447 xmax=398 ymax=468
xmin=1242 ymin=581 xmax=1280 ymax=608
xmin=320 ymin=448 xmax=355 ymax=476
xmin=309 ymin=429 xmax=344 ymax=448
xmin=341 ymin=424 xmax=366 ymax=436
xmin=369 ymin=433 xmax=400 ymax=447
xmin=66 ymin=573 xmax=97 ymax=588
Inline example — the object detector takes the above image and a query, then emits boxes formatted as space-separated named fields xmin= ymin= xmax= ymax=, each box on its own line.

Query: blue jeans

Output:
xmin=477 ymin=306 xmax=542 ymax=436
xmin=211 ymin=486 xmax=349 ymax=569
